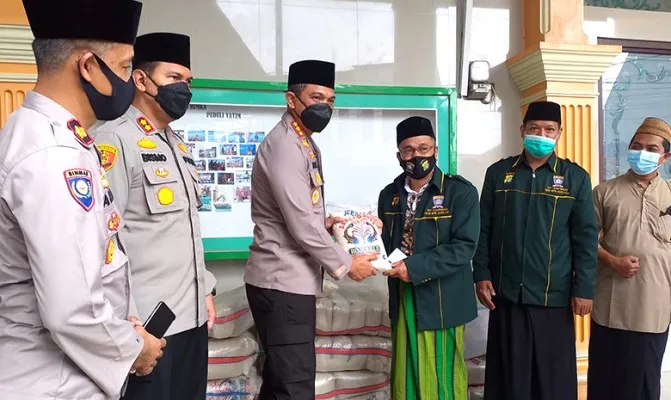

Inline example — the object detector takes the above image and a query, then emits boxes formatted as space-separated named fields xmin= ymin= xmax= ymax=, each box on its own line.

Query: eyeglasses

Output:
xmin=400 ymin=145 xmax=435 ymax=158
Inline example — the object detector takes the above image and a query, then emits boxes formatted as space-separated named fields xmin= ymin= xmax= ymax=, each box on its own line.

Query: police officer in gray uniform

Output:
xmin=0 ymin=1 xmax=166 ymax=399
xmin=245 ymin=60 xmax=378 ymax=399
xmin=92 ymin=32 xmax=216 ymax=400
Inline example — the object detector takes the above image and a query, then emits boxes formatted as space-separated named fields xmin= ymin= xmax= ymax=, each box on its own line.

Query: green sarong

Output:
xmin=391 ymin=281 xmax=468 ymax=400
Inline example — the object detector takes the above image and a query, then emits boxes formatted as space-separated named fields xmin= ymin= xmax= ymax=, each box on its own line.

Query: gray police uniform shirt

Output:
xmin=0 ymin=92 xmax=143 ymax=399
xmin=93 ymin=105 xmax=216 ymax=336
xmin=245 ymin=112 xmax=351 ymax=296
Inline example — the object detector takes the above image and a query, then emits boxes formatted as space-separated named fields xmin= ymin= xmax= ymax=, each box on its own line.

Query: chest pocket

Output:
xmin=415 ymin=207 xmax=453 ymax=251
xmin=142 ymin=163 xmax=187 ymax=214
xmin=184 ymin=162 xmax=203 ymax=208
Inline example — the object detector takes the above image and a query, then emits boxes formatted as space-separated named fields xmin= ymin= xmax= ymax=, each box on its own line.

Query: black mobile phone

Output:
xmin=143 ymin=301 xmax=176 ymax=338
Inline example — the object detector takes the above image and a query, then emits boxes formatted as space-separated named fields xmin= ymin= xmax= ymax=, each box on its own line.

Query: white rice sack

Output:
xmin=210 ymin=286 xmax=254 ymax=340
xmin=207 ymin=332 xmax=259 ymax=380
xmin=466 ymin=355 xmax=486 ymax=386
xmin=328 ymin=203 xmax=386 ymax=263
xmin=469 ymin=385 xmax=485 ymax=400
xmin=316 ymin=283 xmax=391 ymax=337
xmin=463 ymin=305 xmax=489 ymax=359
xmin=315 ymin=371 xmax=390 ymax=400
xmin=315 ymin=335 xmax=392 ymax=373
xmin=206 ymin=367 xmax=260 ymax=400
xmin=318 ymin=279 xmax=340 ymax=298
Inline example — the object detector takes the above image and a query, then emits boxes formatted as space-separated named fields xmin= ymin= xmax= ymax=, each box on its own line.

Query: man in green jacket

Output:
xmin=473 ymin=101 xmax=598 ymax=400
xmin=379 ymin=116 xmax=480 ymax=400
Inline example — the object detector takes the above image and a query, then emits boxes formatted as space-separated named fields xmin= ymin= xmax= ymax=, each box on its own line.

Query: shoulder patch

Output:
xmin=97 ymin=144 xmax=119 ymax=171
xmin=64 ymin=168 xmax=95 ymax=211
xmin=67 ymin=119 xmax=94 ymax=148
xmin=136 ymin=116 xmax=155 ymax=134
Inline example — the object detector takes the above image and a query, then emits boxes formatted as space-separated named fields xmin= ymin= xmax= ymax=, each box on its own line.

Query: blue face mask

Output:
xmin=523 ymin=134 xmax=556 ymax=158
xmin=627 ymin=150 xmax=662 ymax=175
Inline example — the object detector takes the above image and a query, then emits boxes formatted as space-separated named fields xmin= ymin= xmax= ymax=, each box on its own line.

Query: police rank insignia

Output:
xmin=67 ymin=119 xmax=94 ymax=148
xmin=311 ymin=188 xmax=320 ymax=205
xmin=552 ymin=175 xmax=564 ymax=187
xmin=137 ymin=137 xmax=157 ymax=149
xmin=301 ymin=139 xmax=310 ymax=148
xmin=178 ymin=143 xmax=189 ymax=154
xmin=504 ymin=172 xmax=514 ymax=184
xmin=155 ymin=167 xmax=169 ymax=178
xmin=137 ymin=116 xmax=154 ymax=133
xmin=432 ymin=195 xmax=444 ymax=208
xmin=97 ymin=144 xmax=118 ymax=171
xmin=64 ymin=169 xmax=94 ymax=211
xmin=291 ymin=121 xmax=305 ymax=136
xmin=315 ymin=172 xmax=323 ymax=186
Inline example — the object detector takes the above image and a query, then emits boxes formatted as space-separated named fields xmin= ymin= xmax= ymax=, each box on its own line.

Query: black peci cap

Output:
xmin=23 ymin=0 xmax=143 ymax=45
xmin=288 ymin=60 xmax=336 ymax=89
xmin=133 ymin=33 xmax=191 ymax=69
xmin=523 ymin=101 xmax=562 ymax=125
xmin=396 ymin=116 xmax=435 ymax=146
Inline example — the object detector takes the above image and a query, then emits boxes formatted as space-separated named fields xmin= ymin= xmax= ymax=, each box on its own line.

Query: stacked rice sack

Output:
xmin=315 ymin=280 xmax=392 ymax=400
xmin=465 ymin=305 xmax=489 ymax=400
xmin=206 ymin=286 xmax=261 ymax=400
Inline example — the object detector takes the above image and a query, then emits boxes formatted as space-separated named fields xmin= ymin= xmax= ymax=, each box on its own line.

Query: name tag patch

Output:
xmin=64 ymin=169 xmax=94 ymax=211
xmin=423 ymin=207 xmax=452 ymax=218
xmin=142 ymin=153 xmax=168 ymax=163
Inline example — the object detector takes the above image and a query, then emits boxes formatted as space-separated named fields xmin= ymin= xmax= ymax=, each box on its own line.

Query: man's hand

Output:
xmin=128 ymin=316 xmax=143 ymax=327
xmin=206 ymin=294 xmax=216 ymax=330
xmin=383 ymin=261 xmax=410 ymax=282
xmin=610 ymin=255 xmax=640 ymax=278
xmin=475 ymin=280 xmax=496 ymax=310
xmin=131 ymin=326 xmax=167 ymax=376
xmin=348 ymin=254 xmax=377 ymax=281
xmin=326 ymin=216 xmax=346 ymax=235
xmin=572 ymin=297 xmax=593 ymax=316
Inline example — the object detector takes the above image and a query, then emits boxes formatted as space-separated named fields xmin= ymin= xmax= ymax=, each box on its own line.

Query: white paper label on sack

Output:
xmin=371 ymin=248 xmax=406 ymax=271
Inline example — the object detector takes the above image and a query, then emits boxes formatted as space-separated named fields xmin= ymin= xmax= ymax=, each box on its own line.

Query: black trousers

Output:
xmin=246 ymin=284 xmax=316 ymax=400
xmin=122 ymin=324 xmax=208 ymax=400
xmin=588 ymin=320 xmax=669 ymax=400
xmin=484 ymin=297 xmax=577 ymax=400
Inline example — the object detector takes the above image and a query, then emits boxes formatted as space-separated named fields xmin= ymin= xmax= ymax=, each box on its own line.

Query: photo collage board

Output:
xmin=172 ymin=103 xmax=284 ymax=238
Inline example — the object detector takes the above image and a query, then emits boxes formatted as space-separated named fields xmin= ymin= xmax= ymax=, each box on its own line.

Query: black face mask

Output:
xmin=80 ymin=54 xmax=135 ymax=121
xmin=400 ymin=155 xmax=436 ymax=179
xmin=295 ymin=96 xmax=333 ymax=132
xmin=147 ymin=76 xmax=193 ymax=120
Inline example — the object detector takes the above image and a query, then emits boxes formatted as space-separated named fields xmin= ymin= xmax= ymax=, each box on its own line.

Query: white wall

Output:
xmin=136 ymin=0 xmax=525 ymax=291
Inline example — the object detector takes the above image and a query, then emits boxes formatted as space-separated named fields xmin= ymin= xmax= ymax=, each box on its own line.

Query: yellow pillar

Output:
xmin=0 ymin=0 xmax=35 ymax=128
xmin=505 ymin=1 xmax=621 ymax=398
